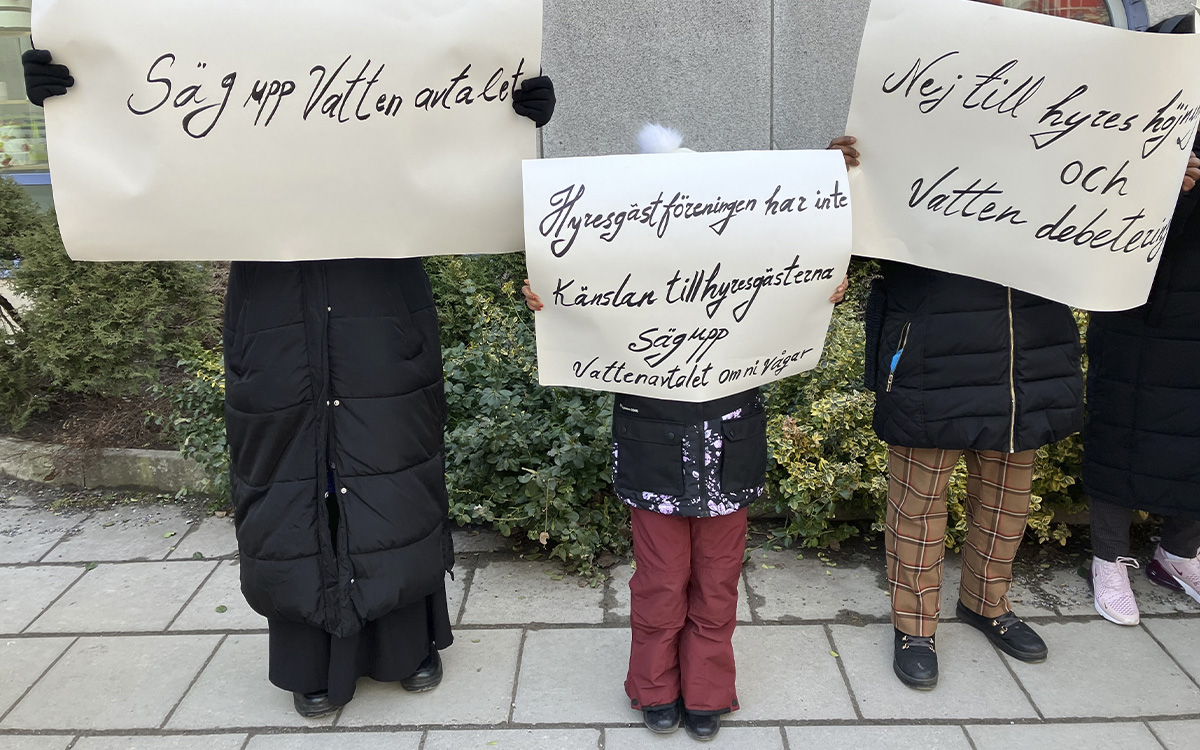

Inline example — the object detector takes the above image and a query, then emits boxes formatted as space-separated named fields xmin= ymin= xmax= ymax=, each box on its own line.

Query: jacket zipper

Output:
xmin=1007 ymin=287 xmax=1017 ymax=453
xmin=886 ymin=322 xmax=911 ymax=393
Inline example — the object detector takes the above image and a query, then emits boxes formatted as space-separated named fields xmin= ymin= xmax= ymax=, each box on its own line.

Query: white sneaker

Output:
xmin=1090 ymin=556 xmax=1141 ymax=626
xmin=1150 ymin=546 xmax=1200 ymax=604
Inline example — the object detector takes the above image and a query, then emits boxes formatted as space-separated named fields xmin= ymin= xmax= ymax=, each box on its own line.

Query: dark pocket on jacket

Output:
xmin=720 ymin=412 xmax=768 ymax=492
xmin=864 ymin=277 xmax=886 ymax=391
xmin=613 ymin=415 xmax=686 ymax=496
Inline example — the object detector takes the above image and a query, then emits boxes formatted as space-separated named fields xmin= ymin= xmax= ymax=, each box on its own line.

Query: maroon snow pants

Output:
xmin=625 ymin=507 xmax=747 ymax=715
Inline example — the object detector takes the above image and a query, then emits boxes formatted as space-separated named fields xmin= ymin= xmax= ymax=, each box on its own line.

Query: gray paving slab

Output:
xmin=1043 ymin=566 xmax=1200 ymax=616
xmin=0 ymin=507 xmax=78 ymax=564
xmin=0 ymin=737 xmax=74 ymax=750
xmin=829 ymin=623 xmax=1038 ymax=720
xmin=28 ymin=561 xmax=216 ymax=633
xmin=607 ymin=726 xmax=784 ymax=749
xmin=0 ymin=566 xmax=83 ymax=634
xmin=169 ymin=634 xmax=333 ymax=729
xmin=460 ymin=560 xmax=604 ymax=625
xmin=42 ymin=505 xmax=192 ymax=563
xmin=0 ymin=637 xmax=74 ymax=716
xmin=1152 ymin=719 xmax=1200 ymax=750
xmin=512 ymin=628 xmax=631 ymax=724
xmin=168 ymin=517 xmax=238 ymax=560
xmin=424 ymin=729 xmax=600 ymax=750
xmin=2 ymin=635 xmax=220 ymax=730
xmin=338 ymin=629 xmax=522 ymax=727
xmin=786 ymin=726 xmax=973 ymax=750
xmin=967 ymin=722 xmax=1161 ymax=749
xmin=170 ymin=560 xmax=265 ymax=632
xmin=1007 ymin=621 xmax=1200 ymax=718
xmin=728 ymin=626 xmax=856 ymax=721
xmin=245 ymin=734 xmax=421 ymax=750
xmin=745 ymin=549 xmax=888 ymax=621
xmin=610 ymin=563 xmax=750 ymax=623
xmin=74 ymin=736 xmax=247 ymax=750
xmin=1143 ymin=618 xmax=1200 ymax=684
xmin=452 ymin=528 xmax=510 ymax=553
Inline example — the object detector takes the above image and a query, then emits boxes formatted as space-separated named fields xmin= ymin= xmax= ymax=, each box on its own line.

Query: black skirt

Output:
xmin=267 ymin=583 xmax=454 ymax=706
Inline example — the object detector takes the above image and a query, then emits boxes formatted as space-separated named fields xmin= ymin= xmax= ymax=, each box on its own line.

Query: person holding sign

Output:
xmin=24 ymin=47 xmax=556 ymax=718
xmin=1083 ymin=13 xmax=1200 ymax=627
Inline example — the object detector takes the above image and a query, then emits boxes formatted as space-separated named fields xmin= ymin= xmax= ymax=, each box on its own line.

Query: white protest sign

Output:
xmin=845 ymin=0 xmax=1200 ymax=311
xmin=523 ymin=151 xmax=852 ymax=402
xmin=32 ymin=0 xmax=541 ymax=262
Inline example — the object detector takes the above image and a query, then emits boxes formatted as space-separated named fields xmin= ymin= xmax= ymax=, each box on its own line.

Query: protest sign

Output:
xmin=523 ymin=150 xmax=852 ymax=402
xmin=32 ymin=0 xmax=541 ymax=261
xmin=845 ymin=0 xmax=1200 ymax=311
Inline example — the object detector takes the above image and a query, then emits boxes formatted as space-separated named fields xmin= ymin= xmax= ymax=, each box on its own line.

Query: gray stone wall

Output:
xmin=541 ymin=0 xmax=1198 ymax=158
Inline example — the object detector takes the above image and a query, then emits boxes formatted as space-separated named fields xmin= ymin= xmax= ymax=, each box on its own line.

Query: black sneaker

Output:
xmin=400 ymin=649 xmax=444 ymax=693
xmin=683 ymin=710 xmax=721 ymax=742
xmin=893 ymin=628 xmax=938 ymax=690
xmin=956 ymin=600 xmax=1048 ymax=663
xmin=642 ymin=700 xmax=681 ymax=735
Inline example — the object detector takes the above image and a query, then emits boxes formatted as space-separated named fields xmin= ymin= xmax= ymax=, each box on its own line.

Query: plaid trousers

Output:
xmin=885 ymin=446 xmax=1036 ymax=637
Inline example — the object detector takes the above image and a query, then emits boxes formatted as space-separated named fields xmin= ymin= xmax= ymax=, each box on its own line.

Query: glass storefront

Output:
xmin=0 ymin=2 xmax=50 ymax=207
xmin=981 ymin=1 xmax=1118 ymax=26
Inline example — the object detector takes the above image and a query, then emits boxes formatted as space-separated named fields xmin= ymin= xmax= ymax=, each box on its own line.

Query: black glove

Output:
xmin=512 ymin=75 xmax=555 ymax=128
xmin=22 ymin=49 xmax=74 ymax=107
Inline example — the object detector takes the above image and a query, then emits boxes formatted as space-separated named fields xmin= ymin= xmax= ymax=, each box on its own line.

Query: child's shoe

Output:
xmin=683 ymin=711 xmax=721 ymax=742
xmin=1089 ymin=557 xmax=1141 ymax=626
xmin=1147 ymin=546 xmax=1200 ymax=604
xmin=642 ymin=700 xmax=681 ymax=735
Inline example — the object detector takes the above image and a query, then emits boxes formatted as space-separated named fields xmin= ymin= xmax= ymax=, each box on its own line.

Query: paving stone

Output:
xmin=610 ymin=562 xmax=751 ymax=623
xmin=42 ymin=505 xmax=192 ymax=563
xmin=513 ymin=628 xmax=631 ymax=724
xmin=786 ymin=726 xmax=972 ymax=750
xmin=0 ymin=507 xmax=78 ymax=564
xmin=1151 ymin=719 xmax=1200 ymax=750
xmin=0 ymin=637 xmax=74 ymax=716
xmin=424 ymin=729 xmax=600 ymax=750
xmin=829 ymin=623 xmax=1037 ymax=720
xmin=1007 ymin=621 xmax=1200 ymax=718
xmin=452 ymin=528 xmax=510 ymax=553
xmin=0 ymin=566 xmax=84 ymax=634
xmin=967 ymin=722 xmax=1161 ymax=749
xmin=339 ymin=629 xmax=522 ymax=727
xmin=245 ymin=734 xmax=421 ymax=750
xmin=2 ymin=635 xmax=220 ymax=730
xmin=728 ymin=626 xmax=856 ymax=721
xmin=0 ymin=737 xmax=74 ymax=750
xmin=1043 ymin=567 xmax=1200 ymax=616
xmin=169 ymin=634 xmax=333 ymax=729
xmin=28 ymin=561 xmax=216 ymax=633
xmin=745 ymin=549 xmax=888 ymax=621
xmin=1143 ymin=619 xmax=1200 ymax=683
xmin=170 ymin=560 xmax=266 ymax=632
xmin=169 ymin=517 xmax=238 ymax=560
xmin=461 ymin=560 xmax=604 ymax=625
xmin=74 ymin=736 xmax=247 ymax=750
xmin=607 ymin=726 xmax=784 ymax=749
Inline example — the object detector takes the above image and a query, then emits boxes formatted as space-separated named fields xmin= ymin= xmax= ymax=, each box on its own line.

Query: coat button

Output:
xmin=333 ymin=399 xmax=341 ymax=406
xmin=350 ymin=578 xmax=356 ymax=584
xmin=340 ymin=488 xmax=348 ymax=495
xmin=620 ymin=427 xmax=628 ymax=435
xmin=327 ymin=306 xmax=332 ymax=312
xmin=667 ymin=432 xmax=675 ymax=440
xmin=323 ymin=492 xmax=330 ymax=499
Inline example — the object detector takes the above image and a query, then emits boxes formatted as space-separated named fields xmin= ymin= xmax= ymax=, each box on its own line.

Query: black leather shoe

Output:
xmin=956 ymin=600 xmax=1048 ymax=663
xmin=400 ymin=649 xmax=444 ymax=693
xmin=642 ymin=700 xmax=681 ymax=734
xmin=682 ymin=711 xmax=721 ymax=742
xmin=893 ymin=628 xmax=938 ymax=690
xmin=292 ymin=691 xmax=339 ymax=718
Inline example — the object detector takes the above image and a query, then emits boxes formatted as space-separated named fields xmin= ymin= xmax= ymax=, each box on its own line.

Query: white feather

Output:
xmin=637 ymin=123 xmax=685 ymax=154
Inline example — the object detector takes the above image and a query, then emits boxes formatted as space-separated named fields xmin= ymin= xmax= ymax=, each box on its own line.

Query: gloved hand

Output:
xmin=22 ymin=49 xmax=74 ymax=107
xmin=512 ymin=75 xmax=555 ymax=128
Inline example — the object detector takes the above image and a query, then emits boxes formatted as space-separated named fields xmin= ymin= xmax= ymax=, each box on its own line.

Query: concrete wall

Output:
xmin=541 ymin=0 xmax=1199 ymax=158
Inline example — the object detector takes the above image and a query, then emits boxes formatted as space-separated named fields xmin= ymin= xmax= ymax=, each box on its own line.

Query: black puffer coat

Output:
xmin=865 ymin=262 xmax=1083 ymax=452
xmin=225 ymin=259 xmax=451 ymax=638
xmin=1083 ymin=175 xmax=1200 ymax=520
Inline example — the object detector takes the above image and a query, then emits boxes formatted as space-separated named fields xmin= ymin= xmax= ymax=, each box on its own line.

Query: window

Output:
xmin=978 ymin=0 xmax=1119 ymax=26
xmin=0 ymin=34 xmax=46 ymax=176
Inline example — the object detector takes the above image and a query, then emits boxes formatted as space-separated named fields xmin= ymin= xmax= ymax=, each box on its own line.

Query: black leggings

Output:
xmin=1091 ymin=499 xmax=1200 ymax=562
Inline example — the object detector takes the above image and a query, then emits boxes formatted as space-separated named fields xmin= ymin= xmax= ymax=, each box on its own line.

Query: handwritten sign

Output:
xmin=523 ymin=151 xmax=852 ymax=402
xmin=845 ymin=0 xmax=1200 ymax=311
xmin=32 ymin=0 xmax=542 ymax=261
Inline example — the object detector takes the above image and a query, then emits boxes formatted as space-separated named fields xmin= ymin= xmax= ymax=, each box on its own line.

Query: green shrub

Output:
xmin=154 ymin=349 xmax=229 ymax=504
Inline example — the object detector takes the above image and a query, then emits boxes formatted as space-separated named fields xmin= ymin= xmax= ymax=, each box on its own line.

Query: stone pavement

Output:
xmin=2 ymin=496 xmax=1199 ymax=750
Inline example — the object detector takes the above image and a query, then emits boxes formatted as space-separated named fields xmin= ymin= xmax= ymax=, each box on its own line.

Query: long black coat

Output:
xmin=865 ymin=262 xmax=1083 ymax=453
xmin=1083 ymin=181 xmax=1200 ymax=521
xmin=224 ymin=259 xmax=451 ymax=638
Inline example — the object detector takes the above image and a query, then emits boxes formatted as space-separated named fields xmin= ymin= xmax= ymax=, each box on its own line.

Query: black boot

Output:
xmin=400 ymin=649 xmax=444 ymax=693
xmin=292 ymin=691 xmax=339 ymax=718
xmin=682 ymin=711 xmax=721 ymax=742
xmin=642 ymin=700 xmax=681 ymax=734
xmin=956 ymin=600 xmax=1048 ymax=663
xmin=893 ymin=628 xmax=938 ymax=690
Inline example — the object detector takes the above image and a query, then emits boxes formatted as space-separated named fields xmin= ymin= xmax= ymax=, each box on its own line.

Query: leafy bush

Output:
xmin=154 ymin=349 xmax=229 ymax=504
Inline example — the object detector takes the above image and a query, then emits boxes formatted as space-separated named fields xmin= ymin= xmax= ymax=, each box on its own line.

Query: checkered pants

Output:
xmin=885 ymin=446 xmax=1036 ymax=637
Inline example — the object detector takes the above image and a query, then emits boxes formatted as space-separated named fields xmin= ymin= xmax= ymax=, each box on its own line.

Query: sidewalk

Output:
xmin=1 ymin=488 xmax=1198 ymax=750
